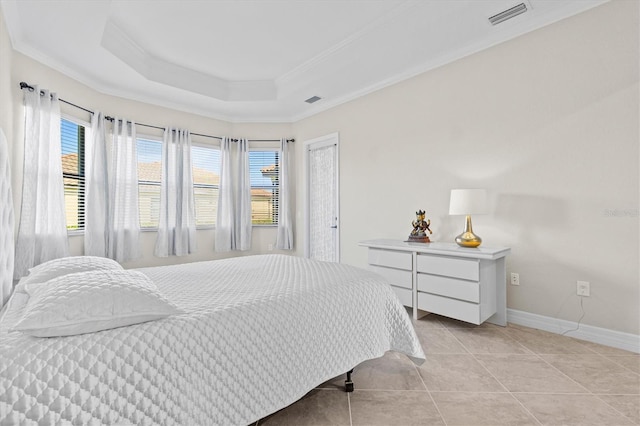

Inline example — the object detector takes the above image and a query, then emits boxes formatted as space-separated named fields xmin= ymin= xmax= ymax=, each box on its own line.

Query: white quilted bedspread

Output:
xmin=0 ymin=254 xmax=425 ymax=425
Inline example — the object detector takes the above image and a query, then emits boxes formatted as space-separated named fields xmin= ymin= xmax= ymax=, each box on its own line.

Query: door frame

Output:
xmin=303 ymin=132 xmax=340 ymax=261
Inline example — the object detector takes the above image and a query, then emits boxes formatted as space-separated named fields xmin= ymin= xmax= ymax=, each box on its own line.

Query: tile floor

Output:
xmin=256 ymin=311 xmax=639 ymax=425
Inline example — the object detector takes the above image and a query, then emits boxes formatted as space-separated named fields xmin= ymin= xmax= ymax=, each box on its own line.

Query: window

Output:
xmin=59 ymin=121 xmax=232 ymax=231
xmin=249 ymin=149 xmax=279 ymax=225
xmin=136 ymin=138 xmax=162 ymax=228
xmin=136 ymin=138 xmax=220 ymax=229
xmin=61 ymin=118 xmax=86 ymax=231
xmin=192 ymin=145 xmax=220 ymax=227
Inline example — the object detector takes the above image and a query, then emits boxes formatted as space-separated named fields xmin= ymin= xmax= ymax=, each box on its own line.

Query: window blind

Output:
xmin=192 ymin=144 xmax=220 ymax=227
xmin=137 ymin=138 xmax=220 ymax=229
xmin=60 ymin=124 xmax=225 ymax=231
xmin=137 ymin=138 xmax=162 ymax=229
xmin=61 ymin=118 xmax=85 ymax=230
xmin=249 ymin=150 xmax=279 ymax=225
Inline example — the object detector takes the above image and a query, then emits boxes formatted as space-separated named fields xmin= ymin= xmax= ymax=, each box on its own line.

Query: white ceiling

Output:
xmin=1 ymin=0 xmax=607 ymax=123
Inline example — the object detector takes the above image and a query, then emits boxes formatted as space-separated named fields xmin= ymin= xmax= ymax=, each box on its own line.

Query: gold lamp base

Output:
xmin=455 ymin=215 xmax=482 ymax=248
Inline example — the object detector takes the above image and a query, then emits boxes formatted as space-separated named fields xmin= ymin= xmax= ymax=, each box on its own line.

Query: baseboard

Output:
xmin=507 ymin=309 xmax=640 ymax=354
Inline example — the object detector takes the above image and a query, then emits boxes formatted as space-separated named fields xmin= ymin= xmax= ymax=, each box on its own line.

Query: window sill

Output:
xmin=68 ymin=224 xmax=276 ymax=235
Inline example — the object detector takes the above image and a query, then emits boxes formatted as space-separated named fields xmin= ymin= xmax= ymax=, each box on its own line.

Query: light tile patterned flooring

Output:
xmin=257 ymin=311 xmax=639 ymax=425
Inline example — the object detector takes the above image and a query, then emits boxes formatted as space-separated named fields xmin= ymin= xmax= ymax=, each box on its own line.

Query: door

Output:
xmin=304 ymin=133 xmax=339 ymax=262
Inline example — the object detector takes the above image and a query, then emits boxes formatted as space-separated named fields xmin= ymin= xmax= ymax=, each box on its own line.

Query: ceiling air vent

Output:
xmin=488 ymin=3 xmax=528 ymax=25
xmin=305 ymin=96 xmax=322 ymax=104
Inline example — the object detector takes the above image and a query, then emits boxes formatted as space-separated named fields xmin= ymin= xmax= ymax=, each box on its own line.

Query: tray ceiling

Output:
xmin=1 ymin=0 xmax=607 ymax=122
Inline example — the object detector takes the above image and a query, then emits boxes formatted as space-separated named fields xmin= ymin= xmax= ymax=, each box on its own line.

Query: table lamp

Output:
xmin=449 ymin=189 xmax=487 ymax=248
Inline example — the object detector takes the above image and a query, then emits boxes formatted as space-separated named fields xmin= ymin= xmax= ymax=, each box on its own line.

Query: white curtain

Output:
xmin=155 ymin=128 xmax=196 ymax=257
xmin=108 ymin=118 xmax=140 ymax=262
xmin=235 ymin=138 xmax=252 ymax=250
xmin=215 ymin=137 xmax=234 ymax=252
xmin=14 ymin=86 xmax=69 ymax=279
xmin=0 ymin=128 xmax=15 ymax=305
xmin=276 ymin=138 xmax=293 ymax=250
xmin=84 ymin=111 xmax=109 ymax=257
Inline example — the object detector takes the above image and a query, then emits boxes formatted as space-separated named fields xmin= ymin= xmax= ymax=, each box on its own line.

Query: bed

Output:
xmin=0 ymin=252 xmax=425 ymax=425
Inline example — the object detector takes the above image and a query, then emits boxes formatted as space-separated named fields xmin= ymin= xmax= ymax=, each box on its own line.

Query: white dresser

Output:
xmin=359 ymin=239 xmax=511 ymax=326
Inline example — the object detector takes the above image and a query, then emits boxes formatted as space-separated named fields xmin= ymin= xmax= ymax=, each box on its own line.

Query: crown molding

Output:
xmin=275 ymin=0 xmax=418 ymax=94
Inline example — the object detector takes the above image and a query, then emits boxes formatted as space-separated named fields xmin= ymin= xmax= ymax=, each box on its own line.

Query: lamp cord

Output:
xmin=561 ymin=295 xmax=585 ymax=336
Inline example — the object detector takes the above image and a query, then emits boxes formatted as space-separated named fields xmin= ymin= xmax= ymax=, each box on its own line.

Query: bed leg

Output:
xmin=345 ymin=369 xmax=354 ymax=392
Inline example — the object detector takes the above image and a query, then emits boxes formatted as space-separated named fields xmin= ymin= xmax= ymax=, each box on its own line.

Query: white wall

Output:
xmin=0 ymin=8 xmax=10 ymax=132
xmin=293 ymin=1 xmax=639 ymax=335
xmin=0 ymin=5 xmax=14 ymax=202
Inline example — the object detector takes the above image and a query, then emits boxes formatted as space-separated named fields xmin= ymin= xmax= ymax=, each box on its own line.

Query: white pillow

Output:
xmin=13 ymin=269 xmax=182 ymax=337
xmin=19 ymin=256 xmax=123 ymax=287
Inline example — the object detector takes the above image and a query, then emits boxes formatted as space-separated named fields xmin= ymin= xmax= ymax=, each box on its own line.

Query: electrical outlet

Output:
xmin=268 ymin=243 xmax=274 ymax=251
xmin=510 ymin=272 xmax=520 ymax=285
xmin=577 ymin=281 xmax=590 ymax=297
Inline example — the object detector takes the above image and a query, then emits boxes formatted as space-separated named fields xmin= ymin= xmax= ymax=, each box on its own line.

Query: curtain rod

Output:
xmin=19 ymin=82 xmax=294 ymax=143
xmin=19 ymin=82 xmax=222 ymax=140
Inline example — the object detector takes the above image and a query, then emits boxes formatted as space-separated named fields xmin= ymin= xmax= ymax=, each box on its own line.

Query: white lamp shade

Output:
xmin=449 ymin=189 xmax=488 ymax=215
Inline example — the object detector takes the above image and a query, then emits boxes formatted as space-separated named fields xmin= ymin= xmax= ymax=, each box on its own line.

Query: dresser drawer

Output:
xmin=391 ymin=286 xmax=413 ymax=308
xmin=369 ymin=265 xmax=412 ymax=290
xmin=368 ymin=248 xmax=412 ymax=270
xmin=417 ymin=274 xmax=479 ymax=303
xmin=417 ymin=254 xmax=479 ymax=281
xmin=417 ymin=292 xmax=481 ymax=325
